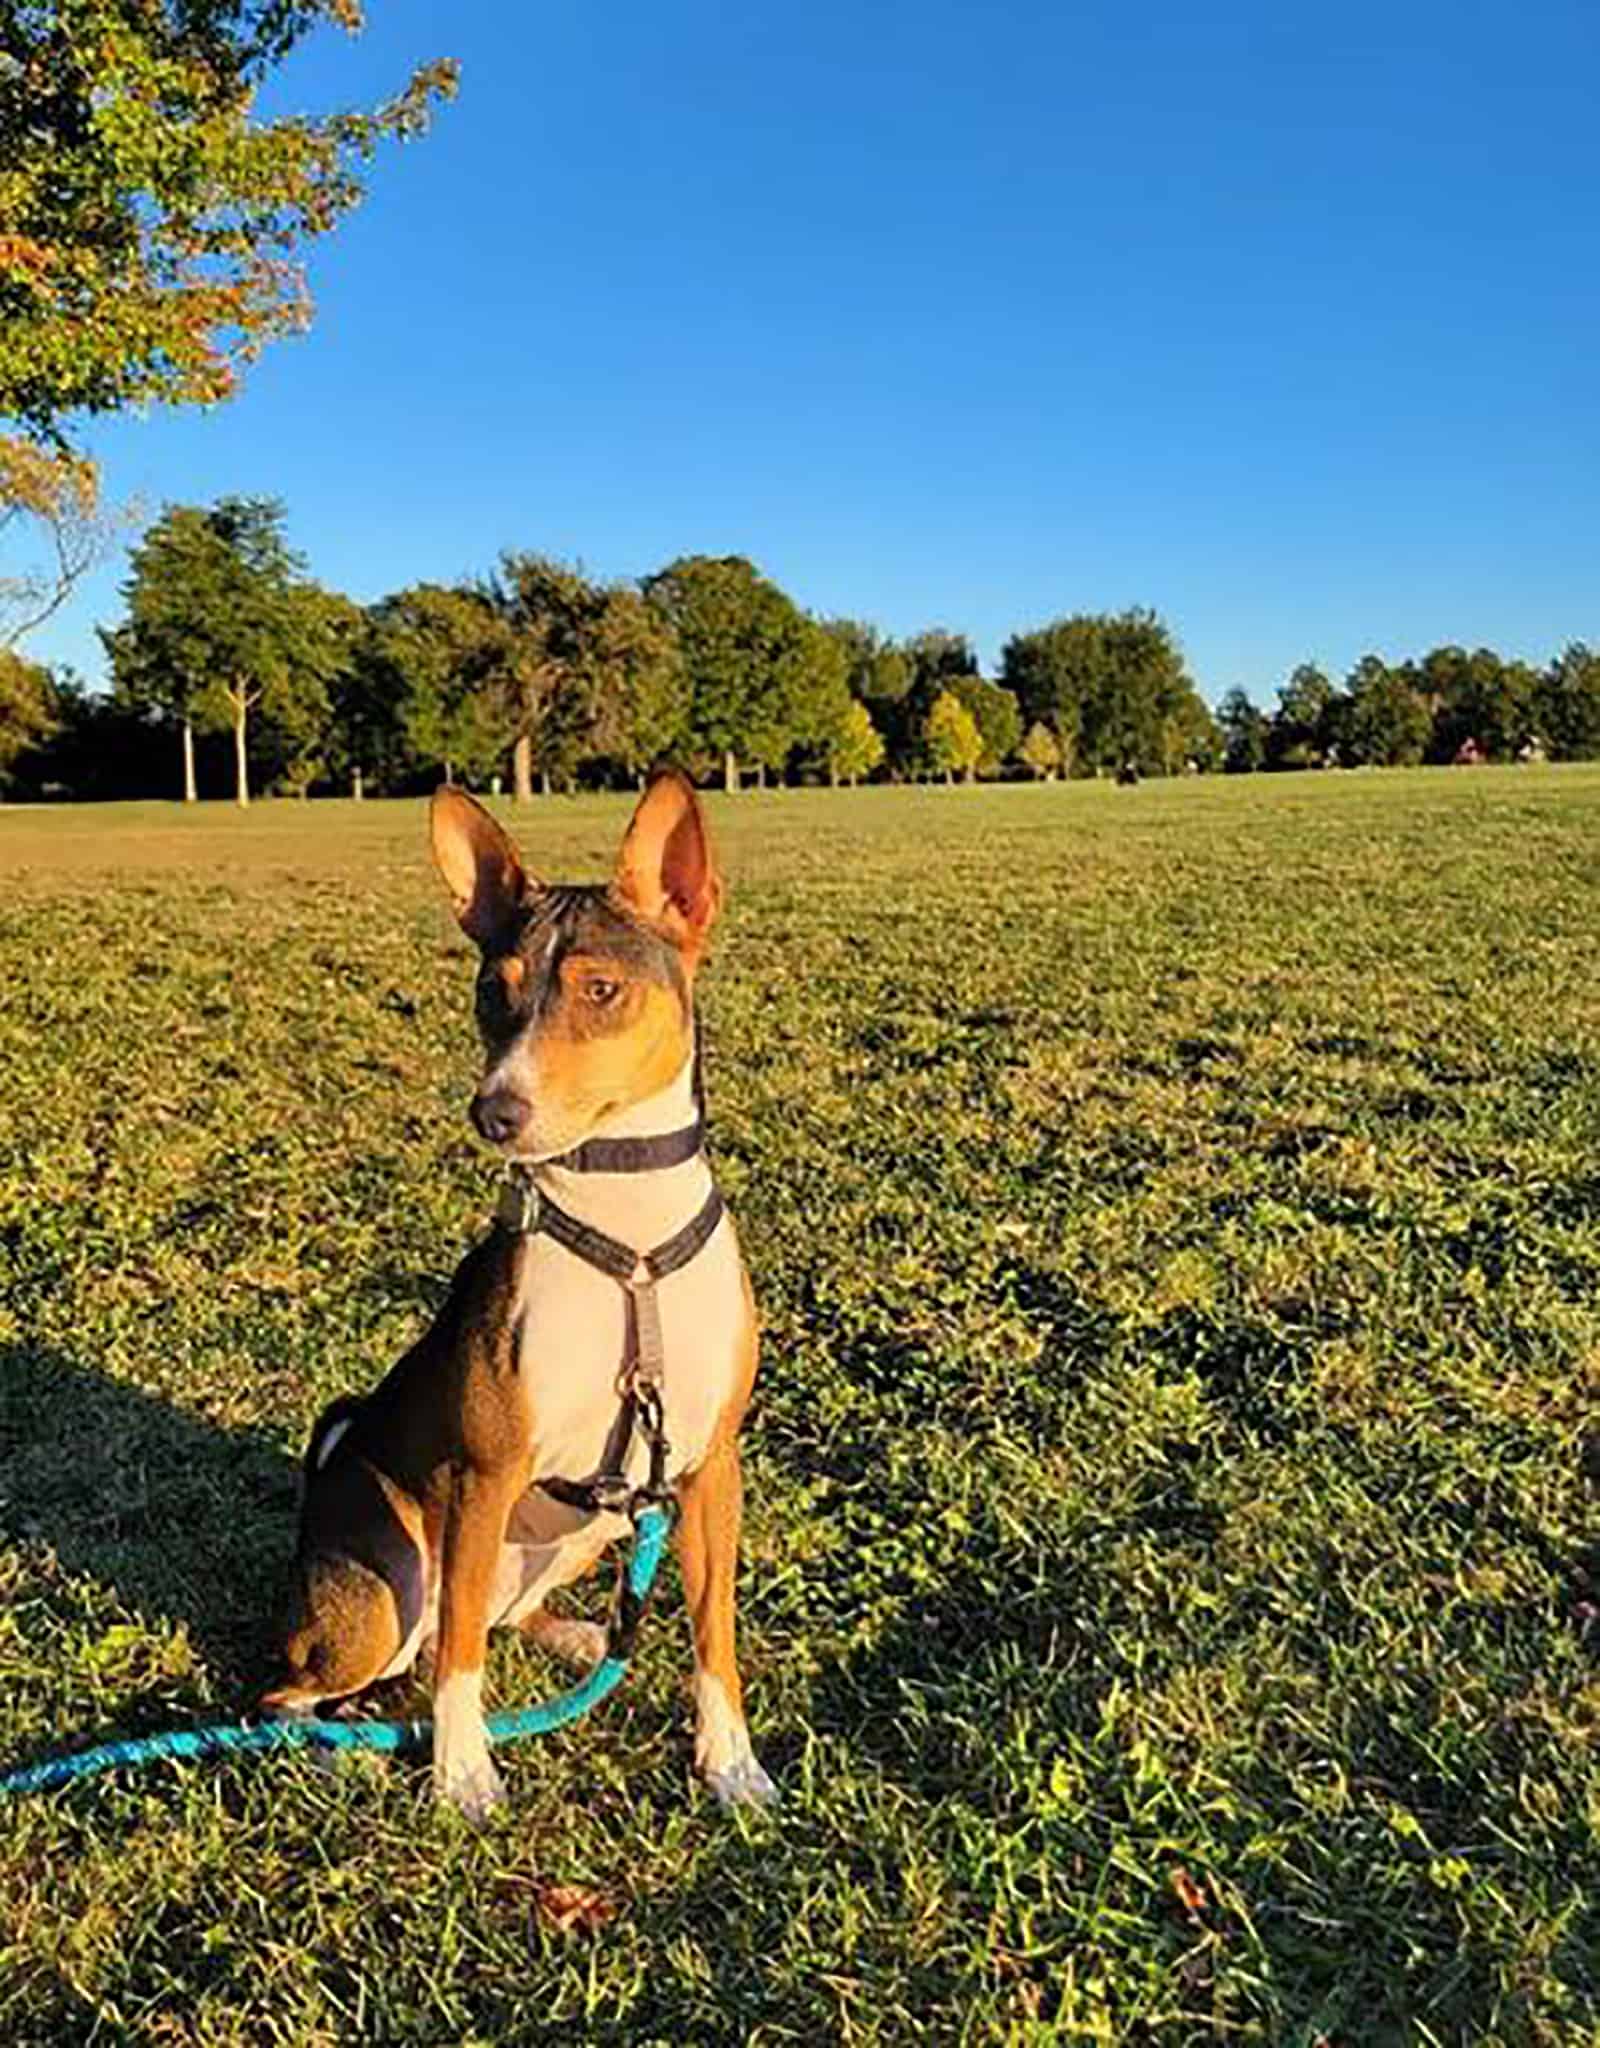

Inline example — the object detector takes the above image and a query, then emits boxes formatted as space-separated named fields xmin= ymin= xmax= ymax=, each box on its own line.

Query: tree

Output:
xmin=261 ymin=583 xmax=362 ymax=797
xmin=3 ymin=671 xmax=178 ymax=800
xmin=1216 ymin=688 xmax=1267 ymax=773
xmin=1165 ymin=689 xmax=1223 ymax=773
xmin=362 ymin=584 xmax=509 ymax=790
xmin=1344 ymin=655 xmax=1432 ymax=766
xmin=1417 ymin=645 xmax=1531 ymax=762
xmin=103 ymin=496 xmax=324 ymax=804
xmin=1538 ymin=643 xmax=1600 ymax=761
xmin=491 ymin=555 xmax=607 ymax=798
xmin=1 ymin=2 xmax=455 ymax=453
xmin=923 ymin=691 xmax=982 ymax=784
xmin=1019 ymin=720 xmax=1061 ymax=780
xmin=1269 ymin=662 xmax=1335 ymax=767
xmin=1 ymin=3 xmax=455 ymax=638
xmin=490 ymin=556 xmax=688 ymax=796
xmin=0 ymin=440 xmax=119 ymax=648
xmin=762 ymin=618 xmax=853 ymax=785
xmin=641 ymin=556 xmax=818 ymax=789
xmin=823 ymin=619 xmax=911 ymax=710
xmin=1000 ymin=618 xmax=1095 ymax=773
xmin=946 ymin=674 xmax=1022 ymax=776
xmin=585 ymin=584 xmax=690 ymax=781
xmin=824 ymin=700 xmax=885 ymax=785
xmin=1002 ymin=610 xmax=1200 ymax=778
xmin=0 ymin=648 xmax=56 ymax=787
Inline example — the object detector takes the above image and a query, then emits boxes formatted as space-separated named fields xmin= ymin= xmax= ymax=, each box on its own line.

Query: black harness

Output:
xmin=495 ymin=1097 xmax=718 ymax=1525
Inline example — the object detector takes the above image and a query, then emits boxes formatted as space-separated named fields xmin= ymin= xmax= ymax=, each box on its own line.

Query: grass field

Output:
xmin=1 ymin=769 xmax=1597 ymax=2045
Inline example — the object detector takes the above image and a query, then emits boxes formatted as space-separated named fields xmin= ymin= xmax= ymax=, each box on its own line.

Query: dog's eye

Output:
xmin=585 ymin=977 xmax=622 ymax=1008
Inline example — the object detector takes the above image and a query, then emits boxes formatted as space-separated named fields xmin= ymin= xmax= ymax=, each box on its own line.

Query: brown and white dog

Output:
xmin=263 ymin=770 xmax=774 ymax=1817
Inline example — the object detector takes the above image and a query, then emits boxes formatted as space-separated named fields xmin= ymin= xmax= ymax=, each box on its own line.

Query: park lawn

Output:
xmin=0 ymin=768 xmax=1596 ymax=2045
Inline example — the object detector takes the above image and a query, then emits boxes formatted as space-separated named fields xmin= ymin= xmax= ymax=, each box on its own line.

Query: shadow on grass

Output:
xmin=0 ymin=1342 xmax=300 ymax=1693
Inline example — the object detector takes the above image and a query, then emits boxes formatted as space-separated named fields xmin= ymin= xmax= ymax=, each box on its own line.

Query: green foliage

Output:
xmin=0 ymin=0 xmax=455 ymax=449
xmin=102 ymin=496 xmax=338 ymax=801
xmin=1538 ymin=641 xmax=1600 ymax=760
xmin=945 ymin=673 xmax=1022 ymax=776
xmin=1228 ymin=644 xmax=1574 ymax=774
xmin=0 ymin=774 xmax=1597 ymax=2039
xmin=1164 ymin=686 xmax=1223 ymax=773
xmin=822 ymin=618 xmax=911 ymax=710
xmin=1344 ymin=654 xmax=1432 ymax=767
xmin=361 ymin=584 xmax=511 ymax=789
xmin=1001 ymin=608 xmax=1208 ymax=777
xmin=1018 ymin=718 xmax=1061 ymax=778
xmin=1217 ymin=687 xmax=1267 ymax=773
xmin=491 ymin=555 xmax=689 ymax=791
xmin=0 ymin=646 xmax=56 ymax=782
xmin=641 ymin=556 xmax=820 ymax=783
xmin=922 ymin=688 xmax=982 ymax=780
xmin=824 ymin=698 xmax=885 ymax=784
xmin=1419 ymin=645 xmax=1537 ymax=764
xmin=585 ymin=583 xmax=690 ymax=776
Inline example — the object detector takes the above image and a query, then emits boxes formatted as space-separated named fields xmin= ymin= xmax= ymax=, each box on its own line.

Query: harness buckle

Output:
xmin=497 ymin=1174 xmax=540 ymax=1235
xmin=587 ymin=1473 xmax=633 ymax=1515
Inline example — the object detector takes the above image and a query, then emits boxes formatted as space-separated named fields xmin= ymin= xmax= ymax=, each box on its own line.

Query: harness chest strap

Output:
xmin=495 ymin=1169 xmax=725 ymax=1514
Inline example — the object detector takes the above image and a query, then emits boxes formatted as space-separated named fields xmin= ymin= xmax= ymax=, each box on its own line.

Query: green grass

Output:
xmin=1 ymin=769 xmax=1597 ymax=2045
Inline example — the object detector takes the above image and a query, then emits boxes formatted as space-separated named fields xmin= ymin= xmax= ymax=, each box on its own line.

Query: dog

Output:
xmin=263 ymin=769 xmax=775 ymax=1817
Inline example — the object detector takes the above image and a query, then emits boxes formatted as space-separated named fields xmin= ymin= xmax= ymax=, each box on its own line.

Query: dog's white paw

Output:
xmin=433 ymin=1746 xmax=506 ymax=1821
xmin=706 ymin=1755 xmax=780 ymax=1810
xmin=694 ymin=1672 xmax=778 ymax=1811
xmin=432 ymin=1670 xmax=504 ymax=1820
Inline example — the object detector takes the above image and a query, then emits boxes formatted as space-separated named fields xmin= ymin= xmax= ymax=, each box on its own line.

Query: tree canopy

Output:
xmin=0 ymin=1 xmax=455 ymax=451
xmin=1001 ymin=609 xmax=1214 ymax=776
xmin=102 ymin=495 xmax=340 ymax=803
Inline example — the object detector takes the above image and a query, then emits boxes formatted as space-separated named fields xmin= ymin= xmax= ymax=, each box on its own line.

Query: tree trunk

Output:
xmin=724 ymin=749 xmax=739 ymax=792
xmin=944 ymin=768 xmax=953 ymax=786
xmin=539 ymin=767 xmax=552 ymax=797
xmin=512 ymin=733 xmax=533 ymax=802
xmin=352 ymin=766 xmax=364 ymax=801
xmin=232 ymin=693 xmax=250 ymax=808
xmin=181 ymin=717 xmax=197 ymax=803
xmin=828 ymin=763 xmax=839 ymax=788
xmin=754 ymin=760 xmax=765 ymax=790
xmin=444 ymin=758 xmax=455 ymax=786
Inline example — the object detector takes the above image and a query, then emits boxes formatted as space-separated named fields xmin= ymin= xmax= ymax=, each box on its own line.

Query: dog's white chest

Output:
xmin=510 ymin=1213 xmax=745 ymax=1496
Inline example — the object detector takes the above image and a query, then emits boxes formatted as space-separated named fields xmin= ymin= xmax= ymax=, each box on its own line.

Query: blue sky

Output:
xmin=26 ymin=0 xmax=1600 ymax=703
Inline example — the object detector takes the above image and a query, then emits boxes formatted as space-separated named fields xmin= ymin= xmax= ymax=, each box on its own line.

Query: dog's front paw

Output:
xmin=706 ymin=1755 xmax=779 ymax=1810
xmin=433 ymin=1747 xmax=506 ymax=1821
xmin=694 ymin=1672 xmax=778 ymax=1811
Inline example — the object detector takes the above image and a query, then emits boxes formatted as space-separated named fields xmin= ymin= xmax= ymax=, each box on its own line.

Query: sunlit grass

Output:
xmin=2 ymin=767 xmax=1597 ymax=2043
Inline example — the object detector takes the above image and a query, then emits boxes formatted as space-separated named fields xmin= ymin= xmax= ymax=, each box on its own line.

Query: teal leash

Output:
xmin=0 ymin=1503 xmax=671 ymax=1798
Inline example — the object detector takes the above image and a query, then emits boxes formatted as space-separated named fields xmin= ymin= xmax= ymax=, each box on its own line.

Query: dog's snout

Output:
xmin=471 ymin=1088 xmax=532 ymax=1147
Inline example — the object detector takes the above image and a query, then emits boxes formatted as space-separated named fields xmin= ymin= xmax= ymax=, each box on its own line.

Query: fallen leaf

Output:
xmin=1169 ymin=1865 xmax=1208 ymax=1921
xmin=533 ymin=1881 xmax=616 ymax=1935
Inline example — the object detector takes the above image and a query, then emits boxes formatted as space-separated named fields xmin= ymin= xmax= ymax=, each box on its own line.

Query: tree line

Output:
xmin=1 ymin=496 xmax=1226 ymax=802
xmin=1217 ymin=650 xmax=1600 ymax=773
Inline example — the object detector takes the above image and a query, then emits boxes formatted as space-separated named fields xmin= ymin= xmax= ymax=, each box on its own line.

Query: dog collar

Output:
xmin=539 ymin=1119 xmax=703 ymax=1174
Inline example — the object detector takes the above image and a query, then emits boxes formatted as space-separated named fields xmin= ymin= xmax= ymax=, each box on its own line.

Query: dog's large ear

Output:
xmin=613 ymin=768 xmax=722 ymax=965
xmin=430 ymin=787 xmax=534 ymax=949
